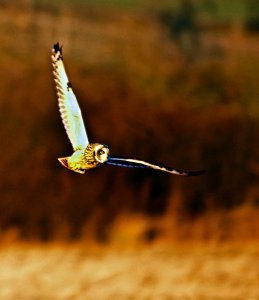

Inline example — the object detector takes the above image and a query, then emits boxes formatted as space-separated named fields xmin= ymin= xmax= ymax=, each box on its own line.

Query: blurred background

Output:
xmin=2 ymin=1 xmax=259 ymax=299
xmin=1 ymin=0 xmax=259 ymax=244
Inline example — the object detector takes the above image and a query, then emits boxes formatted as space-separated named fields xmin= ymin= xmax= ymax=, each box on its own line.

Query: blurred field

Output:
xmin=1 ymin=2 xmax=259 ymax=299
xmin=0 ymin=243 xmax=259 ymax=300
xmin=1 ymin=1 xmax=259 ymax=241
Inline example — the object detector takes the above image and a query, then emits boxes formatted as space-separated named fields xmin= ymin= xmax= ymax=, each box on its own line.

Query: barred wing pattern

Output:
xmin=52 ymin=43 xmax=89 ymax=151
xmin=107 ymin=157 xmax=205 ymax=176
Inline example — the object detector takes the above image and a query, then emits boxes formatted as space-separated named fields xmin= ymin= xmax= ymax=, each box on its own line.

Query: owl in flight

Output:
xmin=52 ymin=43 xmax=205 ymax=176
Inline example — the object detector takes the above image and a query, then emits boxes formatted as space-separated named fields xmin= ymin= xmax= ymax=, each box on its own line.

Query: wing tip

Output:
xmin=53 ymin=42 xmax=62 ymax=53
xmin=185 ymin=169 xmax=206 ymax=176
xmin=52 ymin=42 xmax=63 ymax=60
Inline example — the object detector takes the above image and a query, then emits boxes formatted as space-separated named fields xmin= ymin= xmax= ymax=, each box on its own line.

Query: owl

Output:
xmin=52 ymin=43 xmax=205 ymax=176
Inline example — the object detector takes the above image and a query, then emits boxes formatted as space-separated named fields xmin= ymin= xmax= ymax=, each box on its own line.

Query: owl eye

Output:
xmin=97 ymin=149 xmax=105 ymax=156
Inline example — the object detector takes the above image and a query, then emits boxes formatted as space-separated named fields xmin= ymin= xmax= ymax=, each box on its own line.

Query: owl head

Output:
xmin=94 ymin=144 xmax=109 ymax=163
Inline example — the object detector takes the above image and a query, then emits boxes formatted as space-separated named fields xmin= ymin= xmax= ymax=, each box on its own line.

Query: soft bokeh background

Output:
xmin=1 ymin=0 xmax=259 ymax=299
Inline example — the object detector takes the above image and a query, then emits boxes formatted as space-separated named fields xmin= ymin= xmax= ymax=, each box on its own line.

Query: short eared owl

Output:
xmin=52 ymin=43 xmax=205 ymax=176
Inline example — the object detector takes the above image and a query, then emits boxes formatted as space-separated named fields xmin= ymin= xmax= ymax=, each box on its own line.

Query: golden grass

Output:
xmin=0 ymin=243 xmax=258 ymax=300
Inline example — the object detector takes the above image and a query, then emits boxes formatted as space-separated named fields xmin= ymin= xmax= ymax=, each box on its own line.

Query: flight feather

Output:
xmin=107 ymin=157 xmax=205 ymax=176
xmin=52 ymin=42 xmax=89 ymax=150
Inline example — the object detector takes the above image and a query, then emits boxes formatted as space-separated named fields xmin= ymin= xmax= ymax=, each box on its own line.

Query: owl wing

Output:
xmin=52 ymin=43 xmax=89 ymax=151
xmin=107 ymin=157 xmax=205 ymax=176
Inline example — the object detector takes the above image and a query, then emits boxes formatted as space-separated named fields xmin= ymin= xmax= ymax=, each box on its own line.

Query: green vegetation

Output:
xmin=26 ymin=0 xmax=259 ymax=21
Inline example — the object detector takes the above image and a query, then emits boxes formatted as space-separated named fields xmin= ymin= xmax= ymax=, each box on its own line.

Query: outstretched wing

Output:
xmin=52 ymin=42 xmax=89 ymax=151
xmin=107 ymin=157 xmax=205 ymax=176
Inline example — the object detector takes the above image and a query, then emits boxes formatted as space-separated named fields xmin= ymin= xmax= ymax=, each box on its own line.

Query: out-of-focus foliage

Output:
xmin=159 ymin=1 xmax=200 ymax=63
xmin=0 ymin=0 xmax=259 ymax=242
xmin=244 ymin=0 xmax=259 ymax=32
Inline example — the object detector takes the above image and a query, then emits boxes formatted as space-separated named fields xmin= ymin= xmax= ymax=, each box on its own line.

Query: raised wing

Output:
xmin=107 ymin=157 xmax=205 ymax=176
xmin=52 ymin=42 xmax=89 ymax=151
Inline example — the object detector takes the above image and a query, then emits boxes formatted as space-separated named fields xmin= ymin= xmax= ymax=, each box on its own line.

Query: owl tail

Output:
xmin=58 ymin=157 xmax=69 ymax=169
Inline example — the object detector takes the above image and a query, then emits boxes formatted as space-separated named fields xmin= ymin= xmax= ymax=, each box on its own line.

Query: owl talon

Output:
xmin=75 ymin=169 xmax=85 ymax=174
